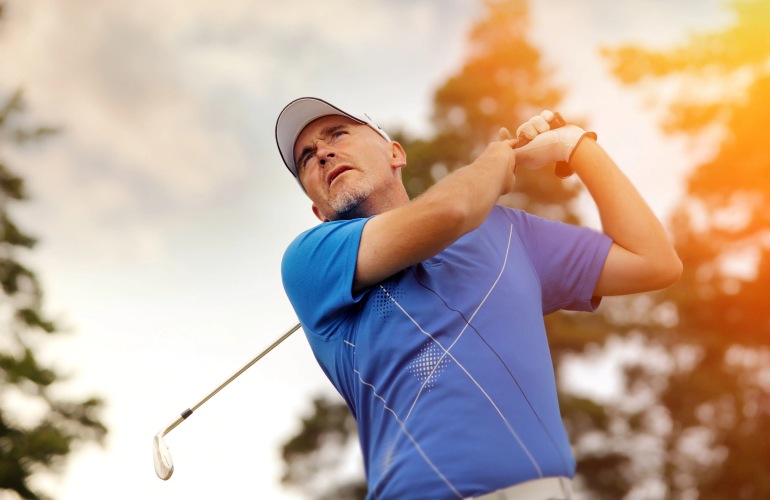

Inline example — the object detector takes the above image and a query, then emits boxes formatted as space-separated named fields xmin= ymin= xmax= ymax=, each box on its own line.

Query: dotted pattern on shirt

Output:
xmin=373 ymin=282 xmax=404 ymax=321
xmin=408 ymin=342 xmax=450 ymax=391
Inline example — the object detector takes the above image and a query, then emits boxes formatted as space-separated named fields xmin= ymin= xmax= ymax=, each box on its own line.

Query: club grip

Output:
xmin=550 ymin=111 xmax=567 ymax=129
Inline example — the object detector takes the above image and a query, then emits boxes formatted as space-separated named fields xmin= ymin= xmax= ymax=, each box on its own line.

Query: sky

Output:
xmin=0 ymin=0 xmax=731 ymax=498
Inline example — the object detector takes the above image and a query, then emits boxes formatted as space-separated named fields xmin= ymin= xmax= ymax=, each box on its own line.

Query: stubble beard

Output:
xmin=328 ymin=178 xmax=376 ymax=221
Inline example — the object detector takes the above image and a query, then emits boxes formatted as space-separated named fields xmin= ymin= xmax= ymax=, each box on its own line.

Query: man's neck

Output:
xmin=332 ymin=185 xmax=410 ymax=221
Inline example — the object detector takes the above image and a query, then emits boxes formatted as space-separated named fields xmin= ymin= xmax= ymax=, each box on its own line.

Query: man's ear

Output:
xmin=311 ymin=204 xmax=330 ymax=223
xmin=390 ymin=141 xmax=407 ymax=170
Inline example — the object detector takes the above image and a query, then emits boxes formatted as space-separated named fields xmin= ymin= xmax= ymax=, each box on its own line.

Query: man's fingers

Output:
xmin=531 ymin=115 xmax=550 ymax=133
xmin=499 ymin=127 xmax=513 ymax=141
xmin=540 ymin=110 xmax=555 ymax=123
xmin=514 ymin=110 xmax=562 ymax=145
xmin=516 ymin=112 xmax=555 ymax=141
xmin=516 ymin=122 xmax=537 ymax=140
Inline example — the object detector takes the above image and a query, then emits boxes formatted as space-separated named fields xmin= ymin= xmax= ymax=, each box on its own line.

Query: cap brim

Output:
xmin=275 ymin=97 xmax=391 ymax=181
xmin=275 ymin=98 xmax=363 ymax=178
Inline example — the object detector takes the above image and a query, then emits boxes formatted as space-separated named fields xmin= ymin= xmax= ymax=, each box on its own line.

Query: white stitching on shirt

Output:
xmin=379 ymin=224 xmax=544 ymax=478
xmin=352 ymin=368 xmax=464 ymax=499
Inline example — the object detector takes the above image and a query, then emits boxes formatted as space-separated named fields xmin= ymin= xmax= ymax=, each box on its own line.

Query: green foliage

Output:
xmin=399 ymin=0 xmax=577 ymax=219
xmin=0 ymin=91 xmax=58 ymax=145
xmin=603 ymin=0 xmax=770 ymax=135
xmin=0 ymin=87 xmax=107 ymax=499
xmin=604 ymin=0 xmax=770 ymax=497
xmin=280 ymin=396 xmax=360 ymax=499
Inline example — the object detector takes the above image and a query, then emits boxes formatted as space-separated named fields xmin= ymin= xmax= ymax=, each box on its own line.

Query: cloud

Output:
xmin=0 ymin=0 xmax=480 ymax=269
xmin=0 ymin=1 xmax=253 ymax=263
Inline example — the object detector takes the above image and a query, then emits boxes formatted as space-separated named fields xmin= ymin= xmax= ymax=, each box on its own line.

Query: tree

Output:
xmin=0 ymin=7 xmax=108 ymax=499
xmin=280 ymin=396 xmax=364 ymax=500
xmin=602 ymin=0 xmax=770 ymax=497
xmin=396 ymin=0 xmax=577 ymax=222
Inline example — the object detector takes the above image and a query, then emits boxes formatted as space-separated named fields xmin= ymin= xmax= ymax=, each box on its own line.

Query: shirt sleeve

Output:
xmin=281 ymin=217 xmax=371 ymax=340
xmin=505 ymin=208 xmax=613 ymax=314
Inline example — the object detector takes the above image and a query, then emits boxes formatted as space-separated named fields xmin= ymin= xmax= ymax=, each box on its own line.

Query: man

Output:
xmin=276 ymin=97 xmax=681 ymax=499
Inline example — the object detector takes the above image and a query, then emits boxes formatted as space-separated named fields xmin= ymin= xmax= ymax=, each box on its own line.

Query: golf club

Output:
xmin=152 ymin=322 xmax=302 ymax=480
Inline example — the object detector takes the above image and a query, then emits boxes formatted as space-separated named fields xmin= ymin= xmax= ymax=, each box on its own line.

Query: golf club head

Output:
xmin=153 ymin=432 xmax=174 ymax=480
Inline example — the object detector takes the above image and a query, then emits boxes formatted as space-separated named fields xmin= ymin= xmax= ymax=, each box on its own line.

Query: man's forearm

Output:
xmin=354 ymin=140 xmax=515 ymax=291
xmin=417 ymin=147 xmax=513 ymax=233
xmin=570 ymin=138 xmax=682 ymax=295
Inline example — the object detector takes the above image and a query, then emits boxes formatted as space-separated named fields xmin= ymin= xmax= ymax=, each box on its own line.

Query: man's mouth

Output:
xmin=327 ymin=166 xmax=352 ymax=187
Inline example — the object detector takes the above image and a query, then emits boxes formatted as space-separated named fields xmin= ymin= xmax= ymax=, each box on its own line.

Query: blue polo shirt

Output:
xmin=282 ymin=205 xmax=612 ymax=499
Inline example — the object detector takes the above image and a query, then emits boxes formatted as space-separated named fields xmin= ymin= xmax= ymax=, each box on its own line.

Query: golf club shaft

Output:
xmin=163 ymin=322 xmax=302 ymax=436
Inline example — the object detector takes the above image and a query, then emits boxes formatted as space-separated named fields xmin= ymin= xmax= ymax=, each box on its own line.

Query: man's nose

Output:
xmin=318 ymin=149 xmax=335 ymax=166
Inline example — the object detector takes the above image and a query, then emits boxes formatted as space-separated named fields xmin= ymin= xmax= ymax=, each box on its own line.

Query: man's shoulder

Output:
xmin=486 ymin=205 xmax=542 ymax=231
xmin=282 ymin=217 xmax=373 ymax=281
xmin=286 ymin=217 xmax=371 ymax=252
xmin=489 ymin=204 xmax=569 ymax=234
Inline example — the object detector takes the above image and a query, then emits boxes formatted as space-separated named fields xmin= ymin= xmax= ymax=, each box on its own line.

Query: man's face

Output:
xmin=293 ymin=115 xmax=399 ymax=221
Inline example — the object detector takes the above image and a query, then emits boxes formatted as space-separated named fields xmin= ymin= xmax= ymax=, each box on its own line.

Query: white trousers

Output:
xmin=467 ymin=477 xmax=573 ymax=500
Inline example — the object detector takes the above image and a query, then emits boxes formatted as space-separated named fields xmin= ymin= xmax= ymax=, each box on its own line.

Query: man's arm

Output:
xmin=569 ymin=139 xmax=683 ymax=296
xmin=355 ymin=112 xmax=681 ymax=297
xmin=354 ymin=139 xmax=517 ymax=292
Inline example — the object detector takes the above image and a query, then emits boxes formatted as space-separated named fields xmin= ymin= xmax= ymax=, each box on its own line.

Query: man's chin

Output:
xmin=329 ymin=186 xmax=374 ymax=220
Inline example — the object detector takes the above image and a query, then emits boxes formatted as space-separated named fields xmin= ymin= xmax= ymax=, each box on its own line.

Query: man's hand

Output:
xmin=512 ymin=111 xmax=596 ymax=169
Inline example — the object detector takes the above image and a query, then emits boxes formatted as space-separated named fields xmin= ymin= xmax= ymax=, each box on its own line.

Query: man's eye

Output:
xmin=331 ymin=130 xmax=348 ymax=139
xmin=298 ymin=153 xmax=312 ymax=171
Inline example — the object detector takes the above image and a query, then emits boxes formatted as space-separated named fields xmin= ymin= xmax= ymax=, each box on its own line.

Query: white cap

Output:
xmin=275 ymin=97 xmax=392 ymax=181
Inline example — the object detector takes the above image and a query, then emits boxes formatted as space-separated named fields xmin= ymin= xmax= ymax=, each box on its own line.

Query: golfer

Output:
xmin=276 ymin=97 xmax=681 ymax=499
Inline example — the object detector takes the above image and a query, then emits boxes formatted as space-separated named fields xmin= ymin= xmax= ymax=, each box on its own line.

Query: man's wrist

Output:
xmin=557 ymin=132 xmax=598 ymax=178
xmin=567 ymin=132 xmax=598 ymax=162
